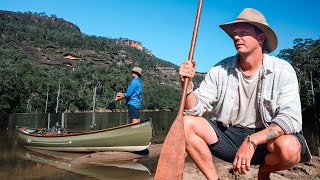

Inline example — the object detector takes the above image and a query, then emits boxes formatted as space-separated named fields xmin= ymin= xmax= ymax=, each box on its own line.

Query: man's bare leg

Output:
xmin=183 ymin=115 xmax=219 ymax=180
xmin=132 ymin=118 xmax=140 ymax=123
xmin=258 ymin=135 xmax=301 ymax=180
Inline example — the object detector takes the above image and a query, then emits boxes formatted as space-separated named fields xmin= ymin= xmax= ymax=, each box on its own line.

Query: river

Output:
xmin=1 ymin=112 xmax=319 ymax=179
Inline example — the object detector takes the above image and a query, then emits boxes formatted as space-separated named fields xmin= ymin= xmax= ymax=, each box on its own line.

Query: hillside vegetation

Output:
xmin=0 ymin=10 xmax=319 ymax=127
xmin=0 ymin=10 xmax=205 ymax=113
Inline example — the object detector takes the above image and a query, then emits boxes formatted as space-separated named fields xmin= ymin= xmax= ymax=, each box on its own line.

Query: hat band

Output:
xmin=235 ymin=17 xmax=269 ymax=26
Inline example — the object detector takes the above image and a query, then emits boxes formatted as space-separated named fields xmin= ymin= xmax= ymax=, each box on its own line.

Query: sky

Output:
xmin=0 ymin=0 xmax=319 ymax=72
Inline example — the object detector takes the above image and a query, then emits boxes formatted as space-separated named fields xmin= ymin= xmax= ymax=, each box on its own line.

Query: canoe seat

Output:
xmin=24 ymin=129 xmax=38 ymax=134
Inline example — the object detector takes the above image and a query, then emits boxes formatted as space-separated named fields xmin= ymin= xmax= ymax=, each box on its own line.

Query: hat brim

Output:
xmin=219 ymin=20 xmax=278 ymax=53
xmin=132 ymin=70 xmax=142 ymax=75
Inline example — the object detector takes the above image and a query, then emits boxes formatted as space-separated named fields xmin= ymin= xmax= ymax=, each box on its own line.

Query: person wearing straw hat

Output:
xmin=179 ymin=8 xmax=311 ymax=179
xmin=115 ymin=67 xmax=143 ymax=123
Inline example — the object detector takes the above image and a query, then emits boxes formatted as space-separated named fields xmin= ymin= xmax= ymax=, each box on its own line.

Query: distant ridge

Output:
xmin=0 ymin=10 xmax=80 ymax=31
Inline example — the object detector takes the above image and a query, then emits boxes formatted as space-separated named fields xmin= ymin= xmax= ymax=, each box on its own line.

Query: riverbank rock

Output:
xmin=148 ymin=143 xmax=320 ymax=179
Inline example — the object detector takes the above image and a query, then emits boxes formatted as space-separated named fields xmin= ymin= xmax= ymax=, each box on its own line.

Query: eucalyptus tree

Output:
xmin=278 ymin=38 xmax=320 ymax=155
xmin=278 ymin=38 xmax=320 ymax=113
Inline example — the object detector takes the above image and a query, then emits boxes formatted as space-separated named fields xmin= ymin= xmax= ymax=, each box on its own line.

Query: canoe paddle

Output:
xmin=155 ymin=0 xmax=203 ymax=179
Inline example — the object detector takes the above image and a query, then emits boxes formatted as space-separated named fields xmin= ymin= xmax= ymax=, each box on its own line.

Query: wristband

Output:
xmin=245 ymin=135 xmax=257 ymax=150
xmin=186 ymin=82 xmax=194 ymax=95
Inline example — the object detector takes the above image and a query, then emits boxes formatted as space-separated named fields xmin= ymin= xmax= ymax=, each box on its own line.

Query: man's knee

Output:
xmin=182 ymin=115 xmax=207 ymax=133
xmin=183 ymin=116 xmax=197 ymax=147
xmin=269 ymin=135 xmax=301 ymax=163
xmin=183 ymin=115 xmax=197 ymax=135
xmin=183 ymin=115 xmax=218 ymax=145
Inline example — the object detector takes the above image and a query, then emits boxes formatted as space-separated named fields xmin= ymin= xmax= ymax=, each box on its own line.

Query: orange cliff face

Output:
xmin=115 ymin=39 xmax=154 ymax=57
xmin=116 ymin=39 xmax=142 ymax=50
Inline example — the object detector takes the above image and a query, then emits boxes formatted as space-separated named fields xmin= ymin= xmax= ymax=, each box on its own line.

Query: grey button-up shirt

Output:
xmin=185 ymin=53 xmax=302 ymax=134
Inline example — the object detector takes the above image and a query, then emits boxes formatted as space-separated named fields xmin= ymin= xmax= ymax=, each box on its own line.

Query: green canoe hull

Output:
xmin=16 ymin=119 xmax=153 ymax=152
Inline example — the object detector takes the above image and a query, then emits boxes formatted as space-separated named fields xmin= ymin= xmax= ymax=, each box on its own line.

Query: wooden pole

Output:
xmin=155 ymin=0 xmax=203 ymax=179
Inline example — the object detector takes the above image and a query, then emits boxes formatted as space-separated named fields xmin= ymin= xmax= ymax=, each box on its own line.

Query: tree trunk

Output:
xmin=47 ymin=113 xmax=51 ymax=129
xmin=93 ymin=85 xmax=97 ymax=112
xmin=26 ymin=97 xmax=31 ymax=112
xmin=92 ymin=84 xmax=99 ymax=128
xmin=310 ymin=72 xmax=320 ymax=155
xmin=55 ymin=78 xmax=61 ymax=113
xmin=61 ymin=113 xmax=65 ymax=128
xmin=45 ymin=85 xmax=49 ymax=113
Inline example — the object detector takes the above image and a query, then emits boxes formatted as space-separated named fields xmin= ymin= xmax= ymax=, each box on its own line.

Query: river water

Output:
xmin=1 ymin=112 xmax=319 ymax=179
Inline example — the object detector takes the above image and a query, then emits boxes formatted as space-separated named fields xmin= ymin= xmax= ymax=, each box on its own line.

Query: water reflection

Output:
xmin=1 ymin=112 xmax=319 ymax=180
xmin=19 ymin=147 xmax=151 ymax=180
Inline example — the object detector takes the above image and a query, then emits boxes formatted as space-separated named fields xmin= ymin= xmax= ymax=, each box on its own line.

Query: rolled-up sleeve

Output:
xmin=272 ymin=67 xmax=302 ymax=134
xmin=124 ymin=80 xmax=137 ymax=98
xmin=184 ymin=67 xmax=219 ymax=116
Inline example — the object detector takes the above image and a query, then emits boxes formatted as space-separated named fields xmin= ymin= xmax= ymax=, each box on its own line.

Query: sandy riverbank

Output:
xmin=146 ymin=143 xmax=320 ymax=180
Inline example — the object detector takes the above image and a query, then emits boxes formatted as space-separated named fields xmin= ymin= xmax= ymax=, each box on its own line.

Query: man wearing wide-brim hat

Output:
xmin=115 ymin=67 xmax=143 ymax=123
xmin=179 ymin=8 xmax=311 ymax=179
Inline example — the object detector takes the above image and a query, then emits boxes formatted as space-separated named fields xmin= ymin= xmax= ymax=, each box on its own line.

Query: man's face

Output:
xmin=232 ymin=23 xmax=264 ymax=55
xmin=131 ymin=72 xmax=137 ymax=78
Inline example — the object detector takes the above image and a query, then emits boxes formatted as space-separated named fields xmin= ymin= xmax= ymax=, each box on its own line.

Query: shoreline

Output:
xmin=147 ymin=143 xmax=320 ymax=179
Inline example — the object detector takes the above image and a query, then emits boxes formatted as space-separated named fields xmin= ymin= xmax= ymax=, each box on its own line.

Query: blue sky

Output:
xmin=0 ymin=0 xmax=319 ymax=72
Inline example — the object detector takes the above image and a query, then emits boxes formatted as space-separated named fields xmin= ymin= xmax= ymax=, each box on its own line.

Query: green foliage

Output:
xmin=142 ymin=82 xmax=180 ymax=111
xmin=0 ymin=12 xmax=320 ymax=120
xmin=0 ymin=11 xmax=183 ymax=113
xmin=5 ymin=10 xmax=318 ymax=119
xmin=277 ymin=38 xmax=320 ymax=117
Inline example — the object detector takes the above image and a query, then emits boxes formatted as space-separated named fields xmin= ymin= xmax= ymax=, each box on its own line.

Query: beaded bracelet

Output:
xmin=186 ymin=82 xmax=194 ymax=96
xmin=245 ymin=135 xmax=257 ymax=150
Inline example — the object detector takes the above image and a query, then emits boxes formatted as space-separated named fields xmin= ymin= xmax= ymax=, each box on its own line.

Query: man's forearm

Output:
xmin=184 ymin=81 xmax=197 ymax=110
xmin=185 ymin=91 xmax=197 ymax=110
xmin=265 ymin=124 xmax=285 ymax=141
xmin=249 ymin=123 xmax=285 ymax=145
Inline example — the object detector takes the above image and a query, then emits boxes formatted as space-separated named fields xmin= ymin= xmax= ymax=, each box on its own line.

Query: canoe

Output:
xmin=16 ymin=118 xmax=153 ymax=152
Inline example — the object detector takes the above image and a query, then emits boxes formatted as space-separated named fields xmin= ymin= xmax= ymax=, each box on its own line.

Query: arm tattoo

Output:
xmin=277 ymin=129 xmax=285 ymax=136
xmin=265 ymin=124 xmax=285 ymax=141
xmin=266 ymin=129 xmax=277 ymax=141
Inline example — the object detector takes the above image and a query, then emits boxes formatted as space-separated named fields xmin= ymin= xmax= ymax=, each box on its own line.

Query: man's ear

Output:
xmin=258 ymin=33 xmax=266 ymax=43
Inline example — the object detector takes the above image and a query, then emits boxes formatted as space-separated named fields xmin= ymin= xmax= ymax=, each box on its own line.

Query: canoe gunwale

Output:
xmin=24 ymin=142 xmax=152 ymax=152
xmin=16 ymin=118 xmax=152 ymax=137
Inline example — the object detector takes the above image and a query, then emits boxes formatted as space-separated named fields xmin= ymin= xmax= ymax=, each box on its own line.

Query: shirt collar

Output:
xmin=262 ymin=53 xmax=274 ymax=75
xmin=230 ymin=52 xmax=274 ymax=75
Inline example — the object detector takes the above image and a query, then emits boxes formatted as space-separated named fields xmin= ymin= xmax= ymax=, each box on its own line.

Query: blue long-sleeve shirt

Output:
xmin=124 ymin=77 xmax=143 ymax=109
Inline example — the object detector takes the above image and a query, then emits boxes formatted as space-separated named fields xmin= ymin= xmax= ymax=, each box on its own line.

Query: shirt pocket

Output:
xmin=262 ymin=98 xmax=278 ymax=121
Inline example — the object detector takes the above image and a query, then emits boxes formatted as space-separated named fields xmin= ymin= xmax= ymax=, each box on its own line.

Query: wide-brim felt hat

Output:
xmin=132 ymin=67 xmax=142 ymax=75
xmin=219 ymin=8 xmax=278 ymax=53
